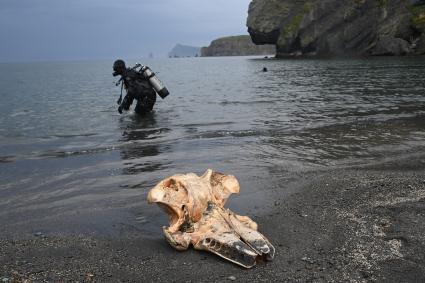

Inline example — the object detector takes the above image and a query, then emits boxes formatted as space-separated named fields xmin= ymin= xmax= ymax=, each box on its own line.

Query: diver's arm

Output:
xmin=117 ymin=74 xmax=137 ymax=114
xmin=118 ymin=92 xmax=134 ymax=114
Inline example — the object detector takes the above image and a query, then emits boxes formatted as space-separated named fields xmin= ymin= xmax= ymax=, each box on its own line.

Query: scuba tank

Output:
xmin=139 ymin=65 xmax=170 ymax=99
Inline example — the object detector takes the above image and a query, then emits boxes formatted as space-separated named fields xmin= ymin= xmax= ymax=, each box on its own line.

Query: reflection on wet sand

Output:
xmin=118 ymin=113 xmax=171 ymax=175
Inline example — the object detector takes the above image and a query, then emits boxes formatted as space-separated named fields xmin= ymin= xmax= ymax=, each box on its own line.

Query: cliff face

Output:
xmin=247 ymin=0 xmax=425 ymax=57
xmin=201 ymin=35 xmax=276 ymax=57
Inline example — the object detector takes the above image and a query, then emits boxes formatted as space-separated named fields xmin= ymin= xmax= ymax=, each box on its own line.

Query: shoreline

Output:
xmin=1 ymin=154 xmax=425 ymax=282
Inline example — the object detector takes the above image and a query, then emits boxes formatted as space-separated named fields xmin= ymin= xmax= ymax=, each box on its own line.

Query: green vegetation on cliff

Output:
xmin=411 ymin=3 xmax=425 ymax=31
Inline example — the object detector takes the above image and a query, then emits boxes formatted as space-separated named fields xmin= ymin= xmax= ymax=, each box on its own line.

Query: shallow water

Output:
xmin=1 ymin=56 xmax=425 ymax=237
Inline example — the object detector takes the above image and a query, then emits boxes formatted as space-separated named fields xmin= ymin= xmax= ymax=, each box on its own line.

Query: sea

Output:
xmin=1 ymin=56 xmax=425 ymax=237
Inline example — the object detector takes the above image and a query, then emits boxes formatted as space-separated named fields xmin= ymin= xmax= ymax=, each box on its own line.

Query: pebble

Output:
xmin=228 ymin=276 xmax=236 ymax=281
xmin=301 ymin=257 xmax=314 ymax=264
xmin=85 ymin=272 xmax=94 ymax=281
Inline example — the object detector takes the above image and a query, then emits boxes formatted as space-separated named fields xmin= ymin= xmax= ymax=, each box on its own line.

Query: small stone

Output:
xmin=274 ymin=201 xmax=280 ymax=206
xmin=301 ymin=257 xmax=314 ymax=264
xmin=85 ymin=272 xmax=94 ymax=281
xmin=228 ymin=276 xmax=236 ymax=281
xmin=34 ymin=232 xmax=43 ymax=237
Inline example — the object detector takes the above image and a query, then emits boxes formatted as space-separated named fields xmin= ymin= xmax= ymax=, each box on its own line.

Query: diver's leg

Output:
xmin=134 ymin=96 xmax=156 ymax=115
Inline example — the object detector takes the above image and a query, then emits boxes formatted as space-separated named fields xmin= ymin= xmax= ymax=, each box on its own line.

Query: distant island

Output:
xmin=247 ymin=0 xmax=425 ymax=57
xmin=201 ymin=35 xmax=276 ymax=57
xmin=168 ymin=44 xmax=201 ymax=58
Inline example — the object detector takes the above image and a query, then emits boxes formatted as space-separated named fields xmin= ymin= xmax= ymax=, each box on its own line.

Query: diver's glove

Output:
xmin=118 ymin=105 xmax=123 ymax=114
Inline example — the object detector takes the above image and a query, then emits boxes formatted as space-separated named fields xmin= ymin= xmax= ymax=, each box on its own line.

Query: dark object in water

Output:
xmin=262 ymin=67 xmax=268 ymax=72
xmin=113 ymin=60 xmax=169 ymax=115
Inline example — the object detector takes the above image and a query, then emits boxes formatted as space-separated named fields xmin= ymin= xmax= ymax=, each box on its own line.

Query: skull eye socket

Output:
xmin=164 ymin=178 xmax=180 ymax=191
xmin=163 ymin=178 xmax=172 ymax=187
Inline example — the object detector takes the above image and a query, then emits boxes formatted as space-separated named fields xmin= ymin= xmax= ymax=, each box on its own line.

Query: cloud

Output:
xmin=0 ymin=0 xmax=251 ymax=61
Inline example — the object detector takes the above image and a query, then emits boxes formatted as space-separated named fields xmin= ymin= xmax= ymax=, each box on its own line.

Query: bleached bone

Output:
xmin=148 ymin=169 xmax=275 ymax=268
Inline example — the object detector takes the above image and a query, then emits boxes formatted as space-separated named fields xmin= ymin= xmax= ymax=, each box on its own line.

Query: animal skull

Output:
xmin=147 ymin=169 xmax=275 ymax=268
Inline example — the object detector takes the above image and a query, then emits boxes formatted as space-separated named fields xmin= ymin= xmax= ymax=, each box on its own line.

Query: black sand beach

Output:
xmin=2 ymin=152 xmax=424 ymax=282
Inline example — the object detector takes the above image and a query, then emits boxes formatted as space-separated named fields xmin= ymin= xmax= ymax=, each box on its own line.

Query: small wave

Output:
xmin=9 ymin=109 xmax=34 ymax=118
xmin=176 ymin=121 xmax=235 ymax=128
xmin=0 ymin=155 xmax=15 ymax=163
xmin=52 ymin=133 xmax=99 ymax=138
xmin=219 ymin=100 xmax=278 ymax=106
xmin=120 ymin=127 xmax=171 ymax=142
xmin=191 ymin=130 xmax=260 ymax=139
xmin=35 ymin=145 xmax=118 ymax=159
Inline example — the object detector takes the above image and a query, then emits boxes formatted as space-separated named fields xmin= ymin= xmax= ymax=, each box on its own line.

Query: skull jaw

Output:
xmin=160 ymin=203 xmax=275 ymax=269
xmin=163 ymin=227 xmax=191 ymax=251
xmin=157 ymin=203 xmax=186 ymax=233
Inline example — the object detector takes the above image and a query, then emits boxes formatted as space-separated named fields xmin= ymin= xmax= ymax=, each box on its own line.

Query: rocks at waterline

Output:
xmin=201 ymin=35 xmax=276 ymax=57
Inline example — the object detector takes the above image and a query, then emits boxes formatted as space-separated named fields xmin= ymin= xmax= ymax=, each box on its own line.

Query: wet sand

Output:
xmin=1 ymin=153 xmax=425 ymax=282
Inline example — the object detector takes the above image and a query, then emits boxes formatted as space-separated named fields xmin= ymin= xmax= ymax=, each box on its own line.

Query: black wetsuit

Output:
xmin=119 ymin=68 xmax=156 ymax=115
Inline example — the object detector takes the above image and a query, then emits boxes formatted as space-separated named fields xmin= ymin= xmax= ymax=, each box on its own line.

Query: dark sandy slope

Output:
xmin=1 ymin=154 xmax=425 ymax=282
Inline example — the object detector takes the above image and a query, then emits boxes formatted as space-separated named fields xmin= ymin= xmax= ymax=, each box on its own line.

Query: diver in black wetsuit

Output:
xmin=113 ymin=59 xmax=156 ymax=115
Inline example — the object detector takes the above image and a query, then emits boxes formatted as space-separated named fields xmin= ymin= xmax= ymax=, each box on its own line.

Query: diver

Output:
xmin=113 ymin=59 xmax=169 ymax=115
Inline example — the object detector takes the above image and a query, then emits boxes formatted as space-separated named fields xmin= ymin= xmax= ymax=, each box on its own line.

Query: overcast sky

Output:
xmin=0 ymin=0 xmax=252 ymax=62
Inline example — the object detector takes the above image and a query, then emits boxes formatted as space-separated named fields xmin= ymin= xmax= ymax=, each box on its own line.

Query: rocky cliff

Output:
xmin=168 ymin=44 xmax=200 ymax=58
xmin=247 ymin=0 xmax=425 ymax=57
xmin=201 ymin=35 xmax=276 ymax=56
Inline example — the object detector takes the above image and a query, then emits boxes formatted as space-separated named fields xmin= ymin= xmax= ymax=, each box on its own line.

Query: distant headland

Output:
xmin=168 ymin=44 xmax=201 ymax=58
xmin=200 ymin=35 xmax=276 ymax=57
